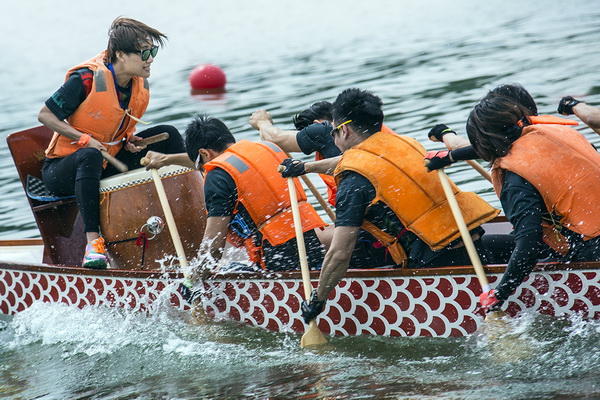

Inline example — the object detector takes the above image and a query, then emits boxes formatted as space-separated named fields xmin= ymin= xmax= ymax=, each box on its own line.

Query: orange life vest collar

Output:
xmin=517 ymin=115 xmax=579 ymax=128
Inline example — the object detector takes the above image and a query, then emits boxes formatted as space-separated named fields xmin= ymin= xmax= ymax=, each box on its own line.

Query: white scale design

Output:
xmin=2 ymin=269 xmax=599 ymax=337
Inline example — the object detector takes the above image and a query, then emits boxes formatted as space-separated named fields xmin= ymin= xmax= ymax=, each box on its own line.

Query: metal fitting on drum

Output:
xmin=141 ymin=216 xmax=165 ymax=239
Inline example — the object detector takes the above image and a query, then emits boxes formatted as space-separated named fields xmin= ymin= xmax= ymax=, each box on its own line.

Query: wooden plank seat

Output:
xmin=6 ymin=126 xmax=85 ymax=265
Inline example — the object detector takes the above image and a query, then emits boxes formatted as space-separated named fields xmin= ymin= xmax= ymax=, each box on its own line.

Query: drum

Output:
xmin=99 ymin=165 xmax=206 ymax=270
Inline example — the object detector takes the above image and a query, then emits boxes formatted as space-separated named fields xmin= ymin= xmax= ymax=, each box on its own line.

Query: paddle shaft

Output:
xmin=150 ymin=168 xmax=188 ymax=268
xmin=287 ymin=176 xmax=328 ymax=347
xmin=287 ymin=177 xmax=313 ymax=299
xmin=437 ymin=169 xmax=490 ymax=292
xmin=284 ymin=152 xmax=336 ymax=222
xmin=466 ymin=160 xmax=492 ymax=183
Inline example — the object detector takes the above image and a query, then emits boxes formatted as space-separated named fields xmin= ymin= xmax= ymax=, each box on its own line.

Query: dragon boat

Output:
xmin=1 ymin=126 xmax=598 ymax=338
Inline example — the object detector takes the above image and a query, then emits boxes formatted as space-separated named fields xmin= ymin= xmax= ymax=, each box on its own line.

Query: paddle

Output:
xmin=283 ymin=152 xmax=336 ymax=222
xmin=437 ymin=169 xmax=491 ymax=292
xmin=284 ymin=174 xmax=328 ymax=348
xmin=439 ymin=169 xmax=531 ymax=362
xmin=148 ymin=165 xmax=208 ymax=322
xmin=437 ymin=169 xmax=509 ymax=320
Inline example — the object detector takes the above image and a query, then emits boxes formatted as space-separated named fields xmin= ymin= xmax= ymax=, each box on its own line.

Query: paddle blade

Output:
xmin=300 ymin=321 xmax=328 ymax=348
xmin=483 ymin=310 xmax=534 ymax=362
xmin=190 ymin=299 xmax=211 ymax=325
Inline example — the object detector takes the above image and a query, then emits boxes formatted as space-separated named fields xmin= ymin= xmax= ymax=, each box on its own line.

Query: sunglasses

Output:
xmin=330 ymin=120 xmax=353 ymax=137
xmin=137 ymin=46 xmax=159 ymax=61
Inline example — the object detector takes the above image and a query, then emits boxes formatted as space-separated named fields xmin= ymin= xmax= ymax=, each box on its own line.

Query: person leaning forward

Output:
xmin=293 ymin=88 xmax=500 ymax=324
xmin=183 ymin=114 xmax=329 ymax=273
xmin=466 ymin=89 xmax=600 ymax=313
xmin=38 ymin=17 xmax=187 ymax=270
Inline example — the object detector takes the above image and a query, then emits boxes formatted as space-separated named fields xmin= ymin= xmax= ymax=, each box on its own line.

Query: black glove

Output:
xmin=428 ymin=124 xmax=456 ymax=142
xmin=279 ymin=158 xmax=306 ymax=178
xmin=557 ymin=96 xmax=581 ymax=115
xmin=424 ymin=150 xmax=454 ymax=171
xmin=179 ymin=279 xmax=202 ymax=304
xmin=300 ymin=289 xmax=326 ymax=324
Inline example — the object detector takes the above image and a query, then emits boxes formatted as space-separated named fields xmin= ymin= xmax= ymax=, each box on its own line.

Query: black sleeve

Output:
xmin=450 ymin=146 xmax=479 ymax=161
xmin=44 ymin=68 xmax=92 ymax=121
xmin=494 ymin=171 xmax=544 ymax=301
xmin=500 ymin=171 xmax=545 ymax=242
xmin=296 ymin=122 xmax=341 ymax=159
xmin=204 ymin=168 xmax=238 ymax=217
xmin=334 ymin=172 xmax=375 ymax=227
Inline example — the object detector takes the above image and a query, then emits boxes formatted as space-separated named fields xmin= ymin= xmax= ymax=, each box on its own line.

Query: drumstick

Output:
xmin=102 ymin=151 xmax=128 ymax=173
xmin=135 ymin=132 xmax=170 ymax=147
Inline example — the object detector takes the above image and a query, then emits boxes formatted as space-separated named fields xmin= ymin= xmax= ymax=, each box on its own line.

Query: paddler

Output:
xmin=38 ymin=17 xmax=187 ymax=269
xmin=291 ymin=88 xmax=501 ymax=324
xmin=171 ymin=114 xmax=329 ymax=275
xmin=249 ymin=102 xmax=341 ymax=206
xmin=426 ymin=84 xmax=600 ymax=314
xmin=249 ymin=102 xmax=399 ymax=207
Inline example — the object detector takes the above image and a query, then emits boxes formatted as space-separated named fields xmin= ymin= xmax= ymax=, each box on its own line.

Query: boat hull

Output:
xmin=201 ymin=266 xmax=600 ymax=337
xmin=2 ymin=258 xmax=598 ymax=337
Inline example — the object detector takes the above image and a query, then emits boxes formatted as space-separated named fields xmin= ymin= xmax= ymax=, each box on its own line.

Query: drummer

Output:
xmin=38 ymin=17 xmax=187 ymax=270
xmin=183 ymin=114 xmax=329 ymax=273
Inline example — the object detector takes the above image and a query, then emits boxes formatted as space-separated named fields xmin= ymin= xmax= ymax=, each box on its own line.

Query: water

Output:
xmin=1 ymin=0 xmax=600 ymax=398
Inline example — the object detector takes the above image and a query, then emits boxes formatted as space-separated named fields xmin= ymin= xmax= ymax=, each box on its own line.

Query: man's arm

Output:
xmin=186 ymin=216 xmax=231 ymax=286
xmin=280 ymin=156 xmax=341 ymax=177
xmin=316 ymin=226 xmax=360 ymax=301
xmin=573 ymin=103 xmax=600 ymax=135
xmin=201 ymin=216 xmax=232 ymax=263
xmin=142 ymin=150 xmax=196 ymax=170
xmin=558 ymin=96 xmax=600 ymax=135
xmin=249 ymin=109 xmax=302 ymax=152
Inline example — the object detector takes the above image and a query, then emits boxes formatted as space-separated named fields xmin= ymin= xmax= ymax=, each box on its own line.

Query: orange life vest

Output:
xmin=335 ymin=131 xmax=499 ymax=264
xmin=205 ymin=140 xmax=326 ymax=266
xmin=319 ymin=123 xmax=397 ymax=207
xmin=45 ymin=51 xmax=150 ymax=160
xmin=492 ymin=115 xmax=600 ymax=248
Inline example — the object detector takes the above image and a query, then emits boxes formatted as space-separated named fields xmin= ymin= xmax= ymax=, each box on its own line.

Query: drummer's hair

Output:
xmin=332 ymin=88 xmax=383 ymax=136
xmin=293 ymin=101 xmax=333 ymax=130
xmin=466 ymin=94 xmax=533 ymax=163
xmin=185 ymin=114 xmax=236 ymax=162
xmin=107 ymin=17 xmax=167 ymax=64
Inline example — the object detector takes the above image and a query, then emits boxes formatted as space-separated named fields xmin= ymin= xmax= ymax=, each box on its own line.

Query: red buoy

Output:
xmin=189 ymin=64 xmax=226 ymax=90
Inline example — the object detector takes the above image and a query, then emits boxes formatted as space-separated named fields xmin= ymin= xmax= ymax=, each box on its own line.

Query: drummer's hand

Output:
xmin=249 ymin=109 xmax=273 ymax=130
xmin=125 ymin=135 xmax=146 ymax=153
xmin=142 ymin=150 xmax=170 ymax=170
xmin=87 ymin=136 xmax=106 ymax=152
